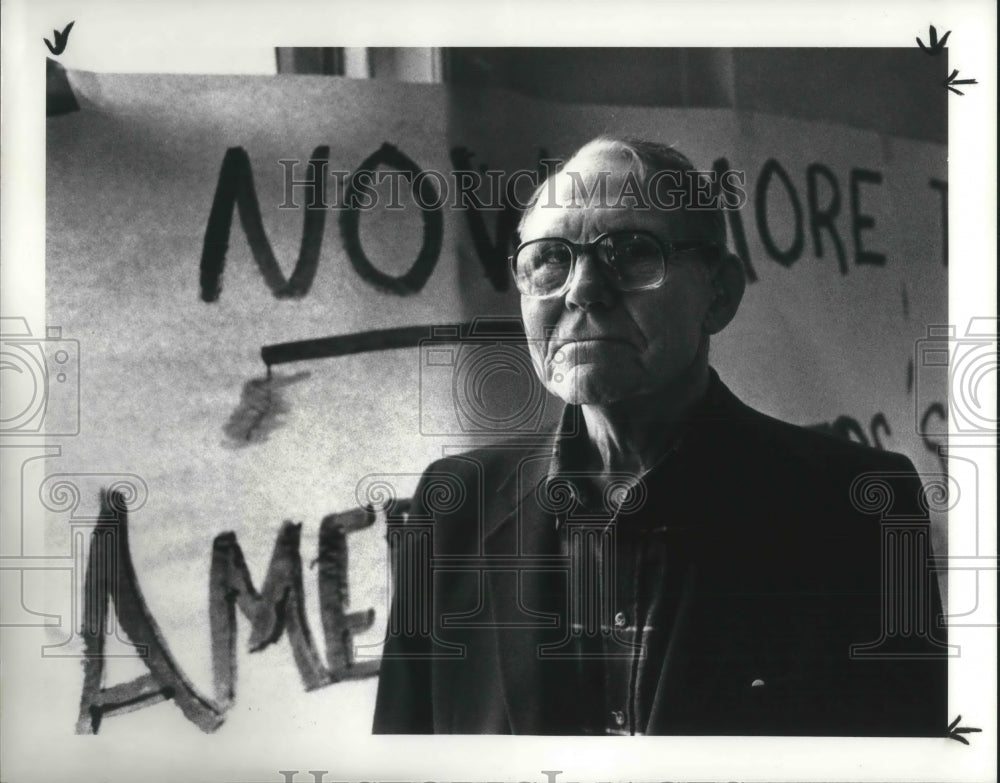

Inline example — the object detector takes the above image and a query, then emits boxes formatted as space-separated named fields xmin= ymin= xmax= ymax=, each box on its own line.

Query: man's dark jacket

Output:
xmin=373 ymin=373 xmax=948 ymax=735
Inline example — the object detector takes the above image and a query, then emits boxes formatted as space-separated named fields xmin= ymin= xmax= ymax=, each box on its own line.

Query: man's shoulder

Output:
xmin=711 ymin=376 xmax=921 ymax=512
xmin=738 ymin=401 xmax=916 ymax=473
xmin=708 ymin=372 xmax=914 ymax=471
xmin=709 ymin=386 xmax=932 ymax=581
xmin=419 ymin=438 xmax=546 ymax=482
xmin=409 ymin=439 xmax=546 ymax=525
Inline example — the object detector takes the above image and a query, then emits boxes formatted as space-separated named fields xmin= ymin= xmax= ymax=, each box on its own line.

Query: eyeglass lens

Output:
xmin=515 ymin=232 xmax=664 ymax=296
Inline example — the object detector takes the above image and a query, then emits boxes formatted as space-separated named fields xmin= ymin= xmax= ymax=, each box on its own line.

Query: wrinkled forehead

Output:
xmin=520 ymin=150 xmax=688 ymax=241
xmin=546 ymin=149 xmax=641 ymax=206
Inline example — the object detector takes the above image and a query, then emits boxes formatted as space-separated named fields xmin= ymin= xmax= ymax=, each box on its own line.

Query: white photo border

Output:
xmin=1 ymin=1 xmax=996 ymax=782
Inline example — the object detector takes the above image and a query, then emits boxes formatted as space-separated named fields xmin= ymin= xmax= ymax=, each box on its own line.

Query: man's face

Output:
xmin=518 ymin=159 xmax=716 ymax=407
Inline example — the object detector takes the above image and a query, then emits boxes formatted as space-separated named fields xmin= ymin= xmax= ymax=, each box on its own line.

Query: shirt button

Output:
xmin=611 ymin=710 xmax=626 ymax=727
xmin=613 ymin=611 xmax=627 ymax=628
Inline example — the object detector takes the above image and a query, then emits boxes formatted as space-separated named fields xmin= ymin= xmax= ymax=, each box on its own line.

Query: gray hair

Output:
xmin=517 ymin=135 xmax=728 ymax=252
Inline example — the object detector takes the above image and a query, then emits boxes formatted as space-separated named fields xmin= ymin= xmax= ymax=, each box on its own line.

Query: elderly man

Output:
xmin=373 ymin=137 xmax=947 ymax=736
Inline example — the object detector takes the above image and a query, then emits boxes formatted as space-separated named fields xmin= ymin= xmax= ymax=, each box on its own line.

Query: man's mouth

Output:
xmin=551 ymin=337 xmax=631 ymax=363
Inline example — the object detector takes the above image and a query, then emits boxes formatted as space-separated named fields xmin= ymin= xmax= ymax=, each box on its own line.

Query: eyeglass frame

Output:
xmin=509 ymin=229 xmax=718 ymax=299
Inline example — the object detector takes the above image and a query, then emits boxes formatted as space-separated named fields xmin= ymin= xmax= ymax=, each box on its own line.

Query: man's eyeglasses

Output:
xmin=510 ymin=230 xmax=716 ymax=299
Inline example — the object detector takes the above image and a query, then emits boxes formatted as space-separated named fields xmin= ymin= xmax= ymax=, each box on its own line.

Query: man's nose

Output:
xmin=564 ymin=250 xmax=617 ymax=311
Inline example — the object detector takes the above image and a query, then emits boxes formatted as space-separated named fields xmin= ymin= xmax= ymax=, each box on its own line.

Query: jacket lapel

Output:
xmin=482 ymin=449 xmax=579 ymax=734
xmin=644 ymin=385 xmax=756 ymax=732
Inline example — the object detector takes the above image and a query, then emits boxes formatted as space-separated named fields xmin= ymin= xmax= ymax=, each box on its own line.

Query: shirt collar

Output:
xmin=545 ymin=368 xmax=728 ymax=528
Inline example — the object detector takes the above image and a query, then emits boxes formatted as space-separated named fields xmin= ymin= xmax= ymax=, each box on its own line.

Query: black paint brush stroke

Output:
xmin=261 ymin=320 xmax=527 ymax=368
xmin=200 ymin=146 xmax=329 ymax=302
xmin=339 ymin=143 xmax=443 ymax=296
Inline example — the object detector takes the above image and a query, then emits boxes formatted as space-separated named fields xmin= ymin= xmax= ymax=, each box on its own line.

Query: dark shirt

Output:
xmin=544 ymin=386 xmax=715 ymax=735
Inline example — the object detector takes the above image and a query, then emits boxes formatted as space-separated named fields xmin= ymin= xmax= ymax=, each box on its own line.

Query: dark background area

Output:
xmin=276 ymin=47 xmax=948 ymax=144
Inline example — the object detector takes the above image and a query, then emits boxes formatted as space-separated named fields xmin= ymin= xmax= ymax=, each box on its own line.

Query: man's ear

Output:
xmin=703 ymin=252 xmax=746 ymax=335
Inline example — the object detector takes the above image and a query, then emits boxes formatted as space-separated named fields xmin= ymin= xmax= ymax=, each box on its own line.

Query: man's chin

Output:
xmin=544 ymin=370 xmax=638 ymax=406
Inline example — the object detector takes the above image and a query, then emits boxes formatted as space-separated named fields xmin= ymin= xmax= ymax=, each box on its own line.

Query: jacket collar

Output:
xmin=485 ymin=367 xmax=747 ymax=543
